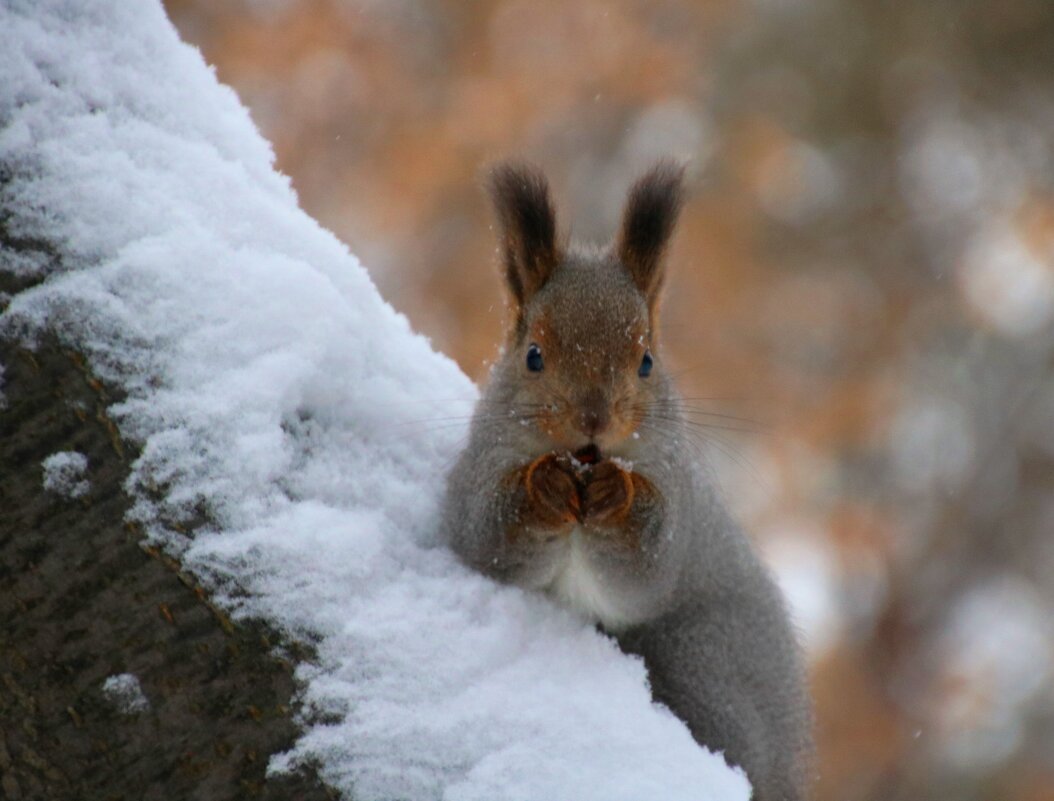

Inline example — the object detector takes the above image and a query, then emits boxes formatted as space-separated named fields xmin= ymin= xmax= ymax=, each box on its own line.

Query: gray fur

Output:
xmin=440 ymin=166 xmax=813 ymax=800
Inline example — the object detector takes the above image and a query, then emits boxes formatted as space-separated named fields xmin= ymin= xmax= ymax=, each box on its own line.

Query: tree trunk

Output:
xmin=0 ymin=267 xmax=333 ymax=800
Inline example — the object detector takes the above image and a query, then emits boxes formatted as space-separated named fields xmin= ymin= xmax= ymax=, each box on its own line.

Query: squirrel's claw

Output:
xmin=580 ymin=461 xmax=635 ymax=524
xmin=525 ymin=452 xmax=581 ymax=526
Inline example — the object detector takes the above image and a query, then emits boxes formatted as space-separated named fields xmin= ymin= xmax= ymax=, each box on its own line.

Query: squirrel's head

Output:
xmin=486 ymin=160 xmax=686 ymax=458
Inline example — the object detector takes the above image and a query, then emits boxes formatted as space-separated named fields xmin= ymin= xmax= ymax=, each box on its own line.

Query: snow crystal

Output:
xmin=0 ymin=3 xmax=749 ymax=799
xmin=101 ymin=673 xmax=150 ymax=714
xmin=41 ymin=451 xmax=90 ymax=499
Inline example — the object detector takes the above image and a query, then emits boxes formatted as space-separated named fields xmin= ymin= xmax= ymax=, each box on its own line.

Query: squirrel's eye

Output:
xmin=526 ymin=343 xmax=544 ymax=372
xmin=639 ymin=350 xmax=653 ymax=378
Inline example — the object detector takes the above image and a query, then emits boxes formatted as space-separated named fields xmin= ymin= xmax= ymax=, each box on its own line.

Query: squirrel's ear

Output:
xmin=616 ymin=161 xmax=686 ymax=304
xmin=488 ymin=161 xmax=560 ymax=310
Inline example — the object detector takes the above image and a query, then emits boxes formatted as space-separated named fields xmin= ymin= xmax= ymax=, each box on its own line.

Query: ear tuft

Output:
xmin=617 ymin=160 xmax=686 ymax=302
xmin=488 ymin=161 xmax=559 ymax=310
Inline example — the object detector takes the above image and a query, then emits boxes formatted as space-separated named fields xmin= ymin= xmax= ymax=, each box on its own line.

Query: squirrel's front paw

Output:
xmin=580 ymin=460 xmax=635 ymax=524
xmin=524 ymin=452 xmax=581 ymax=527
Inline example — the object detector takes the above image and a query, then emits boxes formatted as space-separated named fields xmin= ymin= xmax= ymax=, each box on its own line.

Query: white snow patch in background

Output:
xmin=931 ymin=575 xmax=1053 ymax=771
xmin=761 ymin=519 xmax=841 ymax=655
xmin=41 ymin=451 xmax=90 ymax=499
xmin=101 ymin=673 xmax=150 ymax=714
xmin=0 ymin=3 xmax=749 ymax=800
xmin=960 ymin=223 xmax=1054 ymax=337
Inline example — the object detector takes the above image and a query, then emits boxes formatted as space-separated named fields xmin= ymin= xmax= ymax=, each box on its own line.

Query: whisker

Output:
xmin=633 ymin=419 xmax=712 ymax=465
xmin=633 ymin=403 xmax=767 ymax=429
xmin=665 ymin=395 xmax=753 ymax=406
xmin=634 ymin=419 xmax=763 ymax=485
xmin=634 ymin=410 xmax=764 ymax=435
xmin=652 ymin=418 xmax=766 ymax=436
xmin=653 ymin=404 xmax=756 ymax=420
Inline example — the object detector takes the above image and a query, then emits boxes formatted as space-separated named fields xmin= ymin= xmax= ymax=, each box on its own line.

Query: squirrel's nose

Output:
xmin=578 ymin=389 xmax=610 ymax=438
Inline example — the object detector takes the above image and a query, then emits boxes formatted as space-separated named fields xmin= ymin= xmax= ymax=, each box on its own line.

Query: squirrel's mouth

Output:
xmin=573 ymin=444 xmax=601 ymax=464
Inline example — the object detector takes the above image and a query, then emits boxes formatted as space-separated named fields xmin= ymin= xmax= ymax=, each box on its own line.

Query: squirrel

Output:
xmin=440 ymin=161 xmax=813 ymax=801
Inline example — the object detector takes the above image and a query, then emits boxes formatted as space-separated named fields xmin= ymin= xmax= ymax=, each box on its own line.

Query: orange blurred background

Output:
xmin=164 ymin=2 xmax=1054 ymax=799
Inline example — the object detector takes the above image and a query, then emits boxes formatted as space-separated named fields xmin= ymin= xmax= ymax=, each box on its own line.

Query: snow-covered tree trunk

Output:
xmin=0 ymin=316 xmax=330 ymax=798
xmin=1 ymin=2 xmax=750 ymax=799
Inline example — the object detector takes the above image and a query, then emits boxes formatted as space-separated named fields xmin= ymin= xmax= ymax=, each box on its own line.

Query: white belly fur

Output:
xmin=547 ymin=528 xmax=633 ymax=630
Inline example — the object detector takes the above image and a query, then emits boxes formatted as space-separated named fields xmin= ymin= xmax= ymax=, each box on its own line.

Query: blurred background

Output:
xmin=163 ymin=1 xmax=1054 ymax=798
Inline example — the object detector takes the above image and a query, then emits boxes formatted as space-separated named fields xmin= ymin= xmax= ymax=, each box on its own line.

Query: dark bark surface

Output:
xmin=0 ymin=273 xmax=334 ymax=799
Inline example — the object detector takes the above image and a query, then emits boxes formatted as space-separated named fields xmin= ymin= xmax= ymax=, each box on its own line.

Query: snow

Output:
xmin=0 ymin=3 xmax=749 ymax=800
xmin=101 ymin=673 xmax=150 ymax=714
xmin=41 ymin=450 xmax=90 ymax=499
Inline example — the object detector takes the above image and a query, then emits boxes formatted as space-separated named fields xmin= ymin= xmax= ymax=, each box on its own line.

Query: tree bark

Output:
xmin=0 ymin=265 xmax=334 ymax=799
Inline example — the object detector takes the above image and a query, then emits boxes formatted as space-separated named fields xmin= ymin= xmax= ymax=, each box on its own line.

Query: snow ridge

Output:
xmin=0 ymin=2 xmax=749 ymax=799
